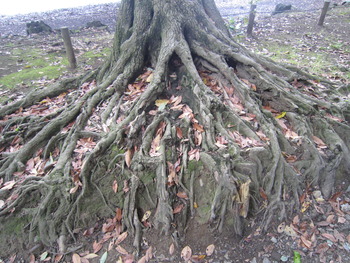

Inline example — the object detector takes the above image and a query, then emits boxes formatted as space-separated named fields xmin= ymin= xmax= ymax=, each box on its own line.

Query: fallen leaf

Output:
xmin=0 ymin=200 xmax=5 ymax=209
xmin=206 ymin=244 xmax=215 ymax=256
xmin=312 ymin=136 xmax=327 ymax=148
xmin=193 ymin=123 xmax=204 ymax=132
xmin=338 ymin=217 xmax=346 ymax=223
xmin=116 ymin=245 xmax=129 ymax=255
xmin=321 ymin=233 xmax=337 ymax=243
xmin=276 ymin=112 xmax=287 ymax=119
xmin=83 ymin=253 xmax=99 ymax=259
xmin=277 ymin=222 xmax=286 ymax=233
xmin=40 ymin=252 xmax=48 ymax=261
xmin=29 ymin=254 xmax=35 ymax=263
xmin=176 ymin=127 xmax=183 ymax=139
xmin=141 ymin=211 xmax=151 ymax=222
xmin=238 ymin=180 xmax=251 ymax=218
xmin=125 ymin=148 xmax=134 ymax=167
xmin=93 ymin=240 xmax=103 ymax=253
xmin=113 ymin=180 xmax=118 ymax=193
xmin=177 ymin=192 xmax=189 ymax=200
xmin=100 ymin=251 xmax=108 ymax=263
xmin=326 ymin=214 xmax=335 ymax=223
xmin=181 ymin=246 xmax=192 ymax=261
xmin=1 ymin=180 xmax=16 ymax=190
xmin=72 ymin=253 xmax=81 ymax=263
xmin=259 ymin=188 xmax=268 ymax=201
xmin=115 ymin=232 xmax=128 ymax=245
xmin=300 ymin=236 xmax=312 ymax=249
xmin=284 ymin=225 xmax=298 ymax=237
xmin=54 ymin=254 xmax=63 ymax=262
xmin=155 ymin=99 xmax=169 ymax=111
xmin=169 ymin=243 xmax=175 ymax=255
xmin=146 ymin=73 xmax=153 ymax=83
xmin=145 ymin=246 xmax=153 ymax=261
xmin=173 ymin=204 xmax=184 ymax=214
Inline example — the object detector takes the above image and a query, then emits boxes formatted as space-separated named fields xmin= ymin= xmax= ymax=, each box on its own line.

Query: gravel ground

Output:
xmin=0 ymin=0 xmax=328 ymax=36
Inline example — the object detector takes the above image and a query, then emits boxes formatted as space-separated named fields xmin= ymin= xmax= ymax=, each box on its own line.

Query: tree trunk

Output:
xmin=1 ymin=0 xmax=350 ymax=259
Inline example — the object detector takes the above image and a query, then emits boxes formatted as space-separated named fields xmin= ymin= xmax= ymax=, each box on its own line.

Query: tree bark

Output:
xmin=0 ymin=0 xmax=349 ymax=259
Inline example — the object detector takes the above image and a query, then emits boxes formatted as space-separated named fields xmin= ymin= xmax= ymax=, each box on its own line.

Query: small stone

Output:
xmin=280 ymin=255 xmax=289 ymax=262
xmin=271 ymin=237 xmax=278 ymax=243
xmin=250 ymin=257 xmax=257 ymax=263
xmin=262 ymin=257 xmax=271 ymax=263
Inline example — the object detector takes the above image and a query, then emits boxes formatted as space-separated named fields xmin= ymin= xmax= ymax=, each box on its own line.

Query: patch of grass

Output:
xmin=256 ymin=43 xmax=333 ymax=75
xmin=0 ymin=47 xmax=68 ymax=89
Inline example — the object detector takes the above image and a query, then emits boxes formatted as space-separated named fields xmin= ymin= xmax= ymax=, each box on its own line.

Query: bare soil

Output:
xmin=0 ymin=4 xmax=350 ymax=263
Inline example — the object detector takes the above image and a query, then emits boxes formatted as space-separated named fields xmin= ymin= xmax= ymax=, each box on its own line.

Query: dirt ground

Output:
xmin=0 ymin=4 xmax=350 ymax=263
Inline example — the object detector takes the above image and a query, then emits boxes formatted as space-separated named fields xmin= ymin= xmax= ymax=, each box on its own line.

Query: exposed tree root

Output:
xmin=0 ymin=0 xmax=349 ymax=258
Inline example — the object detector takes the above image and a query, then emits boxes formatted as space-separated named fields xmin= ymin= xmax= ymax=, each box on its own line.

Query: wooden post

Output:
xmin=61 ymin=27 xmax=77 ymax=69
xmin=247 ymin=4 xmax=257 ymax=36
xmin=318 ymin=1 xmax=330 ymax=26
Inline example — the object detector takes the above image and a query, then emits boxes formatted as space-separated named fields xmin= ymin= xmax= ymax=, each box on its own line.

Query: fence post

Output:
xmin=318 ymin=1 xmax=331 ymax=26
xmin=61 ymin=27 xmax=77 ymax=69
xmin=247 ymin=4 xmax=257 ymax=36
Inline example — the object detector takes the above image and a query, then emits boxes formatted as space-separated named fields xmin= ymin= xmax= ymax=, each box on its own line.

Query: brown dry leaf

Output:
xmin=171 ymin=95 xmax=182 ymax=106
xmin=326 ymin=214 xmax=335 ymax=223
xmin=125 ymin=148 xmax=134 ymax=168
xmin=169 ymin=243 xmax=175 ymax=255
xmin=145 ymin=246 xmax=153 ymax=261
xmin=181 ymin=246 xmax=192 ymax=261
xmin=116 ymin=245 xmax=129 ymax=255
xmin=177 ymin=192 xmax=189 ymax=200
xmin=116 ymin=208 xmax=123 ymax=222
xmin=193 ymin=123 xmax=204 ymax=133
xmin=206 ymin=244 xmax=215 ymax=256
xmin=176 ymin=127 xmax=183 ymax=139
xmin=138 ymin=256 xmax=147 ymax=263
xmin=1 ymin=180 xmax=16 ymax=190
xmin=338 ymin=216 xmax=346 ymax=223
xmin=54 ymin=254 xmax=63 ymax=262
xmin=347 ymin=234 xmax=350 ymax=243
xmin=112 ymin=180 xmax=118 ymax=193
xmin=93 ymin=240 xmax=103 ymax=253
xmin=194 ymin=131 xmax=203 ymax=146
xmin=191 ymin=255 xmax=206 ymax=262
xmin=312 ymin=136 xmax=327 ymax=148
xmin=259 ymin=188 xmax=268 ymax=201
xmin=321 ymin=233 xmax=337 ymax=243
xmin=102 ymin=220 xmax=115 ymax=233
xmin=334 ymin=229 xmax=345 ymax=242
xmin=300 ymin=236 xmax=312 ymax=249
xmin=238 ymin=180 xmax=251 ymax=218
xmin=83 ymin=253 xmax=99 ymax=259
xmin=173 ymin=204 xmax=184 ymax=214
xmin=29 ymin=254 xmax=35 ymax=263
xmin=293 ymin=215 xmax=300 ymax=225
xmin=316 ymin=242 xmax=329 ymax=254
xmin=115 ymin=232 xmax=128 ymax=245
xmin=72 ymin=253 xmax=81 ymax=263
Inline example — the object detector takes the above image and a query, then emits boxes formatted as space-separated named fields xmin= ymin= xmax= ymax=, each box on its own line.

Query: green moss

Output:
xmin=1 ymin=216 xmax=30 ymax=235
xmin=187 ymin=160 xmax=203 ymax=172
xmin=140 ymin=172 xmax=155 ymax=185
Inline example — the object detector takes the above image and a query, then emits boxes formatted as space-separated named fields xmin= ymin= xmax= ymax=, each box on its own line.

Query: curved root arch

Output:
xmin=1 ymin=0 xmax=350 ymax=254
